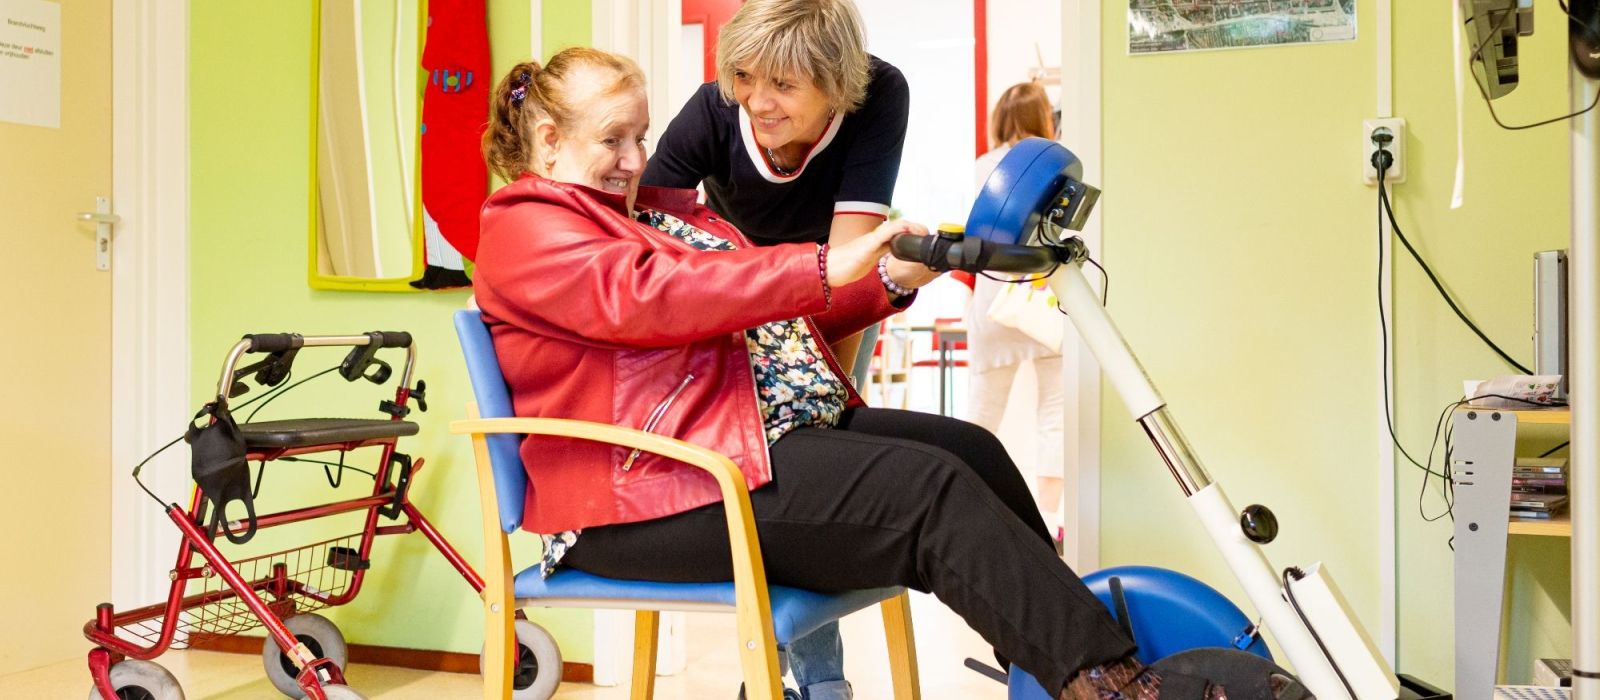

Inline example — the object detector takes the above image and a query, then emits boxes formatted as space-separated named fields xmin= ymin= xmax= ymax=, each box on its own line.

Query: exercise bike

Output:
xmin=890 ymin=138 xmax=1450 ymax=700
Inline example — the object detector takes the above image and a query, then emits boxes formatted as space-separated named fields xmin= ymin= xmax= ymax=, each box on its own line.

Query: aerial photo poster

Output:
xmin=1129 ymin=0 xmax=1357 ymax=55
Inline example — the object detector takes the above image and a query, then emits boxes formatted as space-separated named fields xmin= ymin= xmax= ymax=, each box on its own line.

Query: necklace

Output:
xmin=764 ymin=145 xmax=798 ymax=176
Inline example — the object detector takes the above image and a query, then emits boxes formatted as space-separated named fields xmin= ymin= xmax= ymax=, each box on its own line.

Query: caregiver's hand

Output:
xmin=826 ymin=219 xmax=929 ymax=289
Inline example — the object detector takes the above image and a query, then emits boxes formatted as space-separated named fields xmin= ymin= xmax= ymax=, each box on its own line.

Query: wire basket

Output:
xmin=114 ymin=533 xmax=363 ymax=649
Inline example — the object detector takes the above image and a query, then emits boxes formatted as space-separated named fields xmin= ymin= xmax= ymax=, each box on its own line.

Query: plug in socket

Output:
xmin=1363 ymin=118 xmax=1405 ymax=185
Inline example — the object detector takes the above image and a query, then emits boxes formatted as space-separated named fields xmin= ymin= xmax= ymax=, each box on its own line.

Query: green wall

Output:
xmin=1100 ymin=0 xmax=1384 ymax=663
xmin=190 ymin=1 xmax=594 ymax=660
xmin=1099 ymin=0 xmax=1572 ymax=688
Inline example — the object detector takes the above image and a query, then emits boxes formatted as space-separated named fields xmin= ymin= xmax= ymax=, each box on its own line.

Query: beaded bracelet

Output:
xmin=878 ymin=255 xmax=913 ymax=297
xmin=817 ymin=243 xmax=832 ymax=306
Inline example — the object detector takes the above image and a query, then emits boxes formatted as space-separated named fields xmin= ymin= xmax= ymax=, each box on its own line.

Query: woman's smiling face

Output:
xmin=732 ymin=64 xmax=832 ymax=150
xmin=545 ymin=80 xmax=651 ymax=211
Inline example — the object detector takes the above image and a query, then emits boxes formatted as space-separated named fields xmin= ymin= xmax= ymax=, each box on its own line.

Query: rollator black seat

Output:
xmin=239 ymin=418 xmax=419 ymax=449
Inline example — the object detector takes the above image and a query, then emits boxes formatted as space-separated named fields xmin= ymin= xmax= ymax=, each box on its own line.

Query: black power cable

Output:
xmin=1373 ymin=153 xmax=1454 ymax=483
xmin=1375 ymin=155 xmax=1531 ymax=374
xmin=1372 ymin=144 xmax=1565 ymax=533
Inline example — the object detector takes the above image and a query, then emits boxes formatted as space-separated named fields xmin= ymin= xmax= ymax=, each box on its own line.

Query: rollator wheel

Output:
xmin=261 ymin=612 xmax=349 ymax=698
xmin=479 ymin=618 xmax=562 ymax=700
xmin=317 ymin=685 xmax=367 ymax=700
xmin=86 ymin=659 xmax=185 ymax=700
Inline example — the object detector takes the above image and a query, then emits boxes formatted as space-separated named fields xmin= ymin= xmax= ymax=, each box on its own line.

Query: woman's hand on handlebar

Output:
xmin=884 ymin=251 xmax=942 ymax=290
xmin=826 ymin=219 xmax=929 ymax=289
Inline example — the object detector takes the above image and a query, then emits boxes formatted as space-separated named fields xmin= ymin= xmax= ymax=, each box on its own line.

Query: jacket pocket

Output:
xmin=621 ymin=373 xmax=695 ymax=471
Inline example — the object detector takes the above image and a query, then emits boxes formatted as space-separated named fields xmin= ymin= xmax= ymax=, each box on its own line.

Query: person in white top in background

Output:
xmin=968 ymin=81 xmax=1066 ymax=548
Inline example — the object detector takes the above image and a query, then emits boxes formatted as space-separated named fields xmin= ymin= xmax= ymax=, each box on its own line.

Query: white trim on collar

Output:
xmin=738 ymin=108 xmax=843 ymax=184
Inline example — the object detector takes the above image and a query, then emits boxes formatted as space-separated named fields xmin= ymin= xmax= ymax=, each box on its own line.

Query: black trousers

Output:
xmin=563 ymin=408 xmax=1136 ymax=693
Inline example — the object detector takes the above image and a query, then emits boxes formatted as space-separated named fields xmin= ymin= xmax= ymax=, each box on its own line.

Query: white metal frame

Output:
xmin=1048 ymin=260 xmax=1396 ymax=700
xmin=1568 ymin=63 xmax=1597 ymax=700
xmin=109 ymin=0 xmax=192 ymax=610
xmin=1060 ymin=0 xmax=1105 ymax=574
xmin=1374 ymin=0 xmax=1398 ymax=668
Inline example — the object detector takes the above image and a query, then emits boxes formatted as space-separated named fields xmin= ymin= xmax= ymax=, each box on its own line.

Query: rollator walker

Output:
xmin=890 ymin=138 xmax=1449 ymax=700
xmin=83 ymin=333 xmax=556 ymax=700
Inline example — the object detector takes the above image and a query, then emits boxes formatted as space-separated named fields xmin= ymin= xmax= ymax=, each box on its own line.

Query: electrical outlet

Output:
xmin=1363 ymin=118 xmax=1405 ymax=185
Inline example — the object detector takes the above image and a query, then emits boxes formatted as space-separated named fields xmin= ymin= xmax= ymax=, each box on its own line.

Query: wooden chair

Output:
xmin=450 ymin=310 xmax=921 ymax=700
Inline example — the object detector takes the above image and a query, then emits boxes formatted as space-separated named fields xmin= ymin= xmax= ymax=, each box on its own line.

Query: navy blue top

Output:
xmin=641 ymin=56 xmax=910 ymax=246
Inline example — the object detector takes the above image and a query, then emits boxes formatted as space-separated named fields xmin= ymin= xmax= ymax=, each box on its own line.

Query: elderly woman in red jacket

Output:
xmin=473 ymin=47 xmax=1242 ymax=700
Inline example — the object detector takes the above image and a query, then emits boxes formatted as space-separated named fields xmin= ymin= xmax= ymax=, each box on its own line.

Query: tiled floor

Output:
xmin=8 ymin=591 xmax=1009 ymax=698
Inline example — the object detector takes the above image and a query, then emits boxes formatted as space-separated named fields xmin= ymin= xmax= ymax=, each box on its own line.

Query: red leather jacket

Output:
xmin=475 ymin=174 xmax=909 ymax=533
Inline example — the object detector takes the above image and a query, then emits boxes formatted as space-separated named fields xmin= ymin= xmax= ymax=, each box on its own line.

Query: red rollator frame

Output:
xmin=83 ymin=333 xmax=485 ymax=700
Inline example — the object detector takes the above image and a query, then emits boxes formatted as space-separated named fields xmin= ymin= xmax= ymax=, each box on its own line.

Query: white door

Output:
xmin=0 ymin=0 xmax=114 ymax=676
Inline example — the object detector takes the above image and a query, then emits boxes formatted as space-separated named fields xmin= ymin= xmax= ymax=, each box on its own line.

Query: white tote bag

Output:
xmin=985 ymin=277 xmax=1064 ymax=351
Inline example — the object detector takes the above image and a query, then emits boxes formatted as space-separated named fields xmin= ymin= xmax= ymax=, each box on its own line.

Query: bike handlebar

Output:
xmin=889 ymin=233 xmax=1061 ymax=274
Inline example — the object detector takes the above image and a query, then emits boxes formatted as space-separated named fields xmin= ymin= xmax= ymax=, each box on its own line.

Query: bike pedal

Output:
xmin=327 ymin=546 xmax=371 ymax=571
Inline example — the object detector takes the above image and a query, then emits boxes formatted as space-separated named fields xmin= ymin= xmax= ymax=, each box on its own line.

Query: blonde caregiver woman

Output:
xmin=641 ymin=2 xmax=909 ymax=695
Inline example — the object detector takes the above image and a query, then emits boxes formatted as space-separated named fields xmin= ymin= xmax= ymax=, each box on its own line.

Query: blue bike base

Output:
xmin=1007 ymin=566 xmax=1271 ymax=699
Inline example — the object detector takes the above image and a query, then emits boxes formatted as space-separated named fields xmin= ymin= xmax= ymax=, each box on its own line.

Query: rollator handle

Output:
xmin=244 ymin=333 xmax=304 ymax=354
xmin=373 ymin=331 xmax=412 ymax=348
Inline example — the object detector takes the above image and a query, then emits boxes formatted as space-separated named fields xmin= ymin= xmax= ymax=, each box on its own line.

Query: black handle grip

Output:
xmin=889 ymin=234 xmax=1057 ymax=274
xmin=374 ymin=331 xmax=412 ymax=348
xmin=243 ymin=333 xmax=303 ymax=354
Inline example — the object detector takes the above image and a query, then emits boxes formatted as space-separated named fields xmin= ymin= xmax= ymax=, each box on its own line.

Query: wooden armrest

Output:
xmin=450 ymin=416 xmax=748 ymax=489
xmin=452 ymin=409 xmax=782 ymax=698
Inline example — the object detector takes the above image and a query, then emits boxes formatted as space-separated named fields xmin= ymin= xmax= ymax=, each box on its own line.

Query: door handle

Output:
xmin=75 ymin=197 xmax=118 ymax=271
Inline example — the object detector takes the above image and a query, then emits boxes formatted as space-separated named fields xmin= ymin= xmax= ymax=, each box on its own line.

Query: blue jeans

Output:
xmin=788 ymin=324 xmax=877 ymax=700
xmin=787 ymin=620 xmax=852 ymax=700
xmin=849 ymin=324 xmax=881 ymax=390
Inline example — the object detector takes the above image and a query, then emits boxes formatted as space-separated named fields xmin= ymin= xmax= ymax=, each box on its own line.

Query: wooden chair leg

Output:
xmin=482 ymin=597 xmax=515 ymax=700
xmin=468 ymin=419 xmax=517 ymax=700
xmin=881 ymin=592 xmax=921 ymax=700
xmin=630 ymin=610 xmax=660 ymax=700
xmin=733 ymin=602 xmax=783 ymax=700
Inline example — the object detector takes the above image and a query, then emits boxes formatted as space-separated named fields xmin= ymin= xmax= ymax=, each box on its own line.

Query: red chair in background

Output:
xmin=912 ymin=317 xmax=968 ymax=416
xmin=867 ymin=273 xmax=976 ymax=415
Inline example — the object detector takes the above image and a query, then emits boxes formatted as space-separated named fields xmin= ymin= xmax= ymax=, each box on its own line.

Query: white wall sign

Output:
xmin=0 ymin=0 xmax=60 ymax=128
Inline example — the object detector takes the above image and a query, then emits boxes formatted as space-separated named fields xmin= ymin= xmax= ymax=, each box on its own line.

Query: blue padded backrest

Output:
xmin=454 ymin=309 xmax=530 ymax=534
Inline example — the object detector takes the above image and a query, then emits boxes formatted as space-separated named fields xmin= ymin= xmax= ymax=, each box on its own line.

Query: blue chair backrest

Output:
xmin=454 ymin=309 xmax=529 ymax=534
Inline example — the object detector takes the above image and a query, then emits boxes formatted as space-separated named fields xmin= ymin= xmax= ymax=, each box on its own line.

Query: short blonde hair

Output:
xmin=715 ymin=0 xmax=871 ymax=114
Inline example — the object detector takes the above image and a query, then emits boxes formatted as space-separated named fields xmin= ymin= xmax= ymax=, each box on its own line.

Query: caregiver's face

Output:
xmin=732 ymin=64 xmax=832 ymax=149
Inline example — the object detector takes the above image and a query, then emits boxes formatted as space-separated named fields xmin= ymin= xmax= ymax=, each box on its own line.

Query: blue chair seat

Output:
xmin=517 ymin=567 xmax=903 ymax=644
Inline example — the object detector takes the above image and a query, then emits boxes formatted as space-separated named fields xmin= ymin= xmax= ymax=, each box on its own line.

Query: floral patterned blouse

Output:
xmin=537 ymin=208 xmax=849 ymax=577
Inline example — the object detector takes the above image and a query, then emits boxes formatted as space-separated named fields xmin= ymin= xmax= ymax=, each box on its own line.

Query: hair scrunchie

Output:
xmin=510 ymin=70 xmax=533 ymax=106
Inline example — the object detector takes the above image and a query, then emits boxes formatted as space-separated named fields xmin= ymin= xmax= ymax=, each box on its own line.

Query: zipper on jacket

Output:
xmin=622 ymin=373 xmax=695 ymax=471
